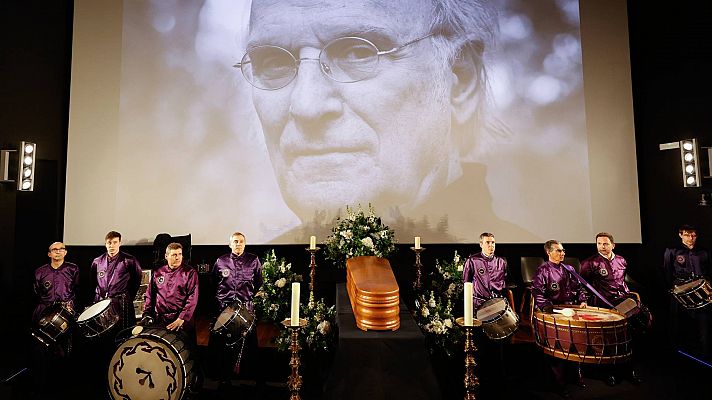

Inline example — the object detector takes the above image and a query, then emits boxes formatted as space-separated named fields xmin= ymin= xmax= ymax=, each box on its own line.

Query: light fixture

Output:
xmin=679 ymin=139 xmax=700 ymax=187
xmin=0 ymin=141 xmax=37 ymax=191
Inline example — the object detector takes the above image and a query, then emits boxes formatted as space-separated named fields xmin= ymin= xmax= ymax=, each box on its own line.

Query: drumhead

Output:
xmin=476 ymin=298 xmax=507 ymax=322
xmin=108 ymin=329 xmax=189 ymax=400
xmin=214 ymin=304 xmax=237 ymax=330
xmin=78 ymin=299 xmax=111 ymax=322
xmin=674 ymin=278 xmax=705 ymax=293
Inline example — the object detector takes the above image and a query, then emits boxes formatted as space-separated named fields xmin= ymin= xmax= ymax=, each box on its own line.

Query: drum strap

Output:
xmin=561 ymin=264 xmax=616 ymax=309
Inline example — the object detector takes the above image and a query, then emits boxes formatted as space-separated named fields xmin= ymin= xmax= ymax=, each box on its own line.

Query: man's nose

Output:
xmin=289 ymin=56 xmax=343 ymax=123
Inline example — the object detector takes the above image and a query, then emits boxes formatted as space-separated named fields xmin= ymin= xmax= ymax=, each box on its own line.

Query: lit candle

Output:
xmin=415 ymin=236 xmax=421 ymax=249
xmin=309 ymin=235 xmax=316 ymax=250
xmin=291 ymin=282 xmax=300 ymax=326
xmin=464 ymin=282 xmax=473 ymax=326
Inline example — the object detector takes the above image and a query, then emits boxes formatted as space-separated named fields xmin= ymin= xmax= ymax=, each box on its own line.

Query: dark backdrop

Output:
xmin=1 ymin=0 xmax=711 ymax=381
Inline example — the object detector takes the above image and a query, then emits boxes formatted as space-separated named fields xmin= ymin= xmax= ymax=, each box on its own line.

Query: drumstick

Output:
xmin=553 ymin=308 xmax=575 ymax=317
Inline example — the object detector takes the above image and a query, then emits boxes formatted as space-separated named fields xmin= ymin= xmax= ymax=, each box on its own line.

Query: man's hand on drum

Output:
xmin=167 ymin=318 xmax=184 ymax=331
xmin=579 ymin=302 xmax=587 ymax=308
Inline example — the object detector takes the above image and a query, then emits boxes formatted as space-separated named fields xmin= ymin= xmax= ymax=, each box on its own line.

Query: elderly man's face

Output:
xmin=247 ymin=0 xmax=456 ymax=219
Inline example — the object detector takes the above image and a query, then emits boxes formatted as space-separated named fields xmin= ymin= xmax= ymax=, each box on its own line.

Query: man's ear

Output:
xmin=450 ymin=42 xmax=485 ymax=125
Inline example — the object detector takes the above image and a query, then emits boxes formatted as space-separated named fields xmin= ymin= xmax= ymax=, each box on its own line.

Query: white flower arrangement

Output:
xmin=324 ymin=204 xmax=397 ymax=268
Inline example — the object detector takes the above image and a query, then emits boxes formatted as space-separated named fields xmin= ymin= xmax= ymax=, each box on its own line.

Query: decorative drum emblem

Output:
xmin=98 ymin=271 xmax=106 ymax=278
xmin=676 ymin=255 xmax=686 ymax=264
xmin=478 ymin=267 xmax=486 ymax=276
xmin=221 ymin=269 xmax=230 ymax=278
xmin=599 ymin=268 xmax=609 ymax=277
xmin=43 ymin=280 xmax=52 ymax=289
xmin=157 ymin=276 xmax=165 ymax=285
xmin=550 ymin=282 xmax=559 ymax=291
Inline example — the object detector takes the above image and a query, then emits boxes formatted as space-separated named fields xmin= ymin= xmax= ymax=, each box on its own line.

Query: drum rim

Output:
xmin=213 ymin=300 xmax=255 ymax=333
xmin=672 ymin=278 xmax=708 ymax=294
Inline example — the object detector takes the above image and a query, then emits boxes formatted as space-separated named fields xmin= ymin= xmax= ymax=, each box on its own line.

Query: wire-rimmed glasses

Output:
xmin=234 ymin=33 xmax=434 ymax=90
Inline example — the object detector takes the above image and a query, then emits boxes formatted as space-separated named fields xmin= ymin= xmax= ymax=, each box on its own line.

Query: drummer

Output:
xmin=30 ymin=242 xmax=80 ymax=399
xmin=462 ymin=232 xmax=510 ymax=382
xmin=663 ymin=224 xmax=711 ymax=358
xmin=581 ymin=232 xmax=643 ymax=385
xmin=142 ymin=242 xmax=199 ymax=339
xmin=90 ymin=230 xmax=143 ymax=332
xmin=532 ymin=240 xmax=588 ymax=397
xmin=210 ymin=231 xmax=263 ymax=385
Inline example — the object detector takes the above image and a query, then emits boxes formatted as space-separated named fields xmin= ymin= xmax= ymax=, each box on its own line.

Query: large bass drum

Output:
xmin=108 ymin=327 xmax=195 ymax=400
xmin=532 ymin=305 xmax=631 ymax=364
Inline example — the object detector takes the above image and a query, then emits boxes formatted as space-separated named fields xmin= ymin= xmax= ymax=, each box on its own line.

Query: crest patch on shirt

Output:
xmin=157 ymin=276 xmax=165 ymax=285
xmin=43 ymin=281 xmax=52 ymax=289
xmin=221 ymin=269 xmax=230 ymax=278
xmin=478 ymin=267 xmax=486 ymax=276
xmin=550 ymin=282 xmax=559 ymax=291
xmin=599 ymin=268 xmax=609 ymax=277
xmin=676 ymin=255 xmax=686 ymax=264
xmin=98 ymin=271 xmax=105 ymax=278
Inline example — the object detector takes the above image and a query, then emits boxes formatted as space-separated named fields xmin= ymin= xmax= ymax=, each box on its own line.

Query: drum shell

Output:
xmin=32 ymin=304 xmax=76 ymax=346
xmin=671 ymin=279 xmax=712 ymax=309
xmin=77 ymin=299 xmax=120 ymax=338
xmin=532 ymin=305 xmax=631 ymax=364
xmin=212 ymin=300 xmax=255 ymax=344
xmin=108 ymin=327 xmax=194 ymax=400
xmin=476 ymin=298 xmax=520 ymax=340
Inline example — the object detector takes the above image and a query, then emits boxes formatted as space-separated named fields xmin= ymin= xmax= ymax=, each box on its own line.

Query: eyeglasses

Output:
xmin=553 ymin=249 xmax=566 ymax=253
xmin=50 ymin=248 xmax=66 ymax=252
xmin=234 ymin=33 xmax=434 ymax=90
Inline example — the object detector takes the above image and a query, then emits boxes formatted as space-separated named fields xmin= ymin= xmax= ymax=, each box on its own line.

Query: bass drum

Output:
xmin=108 ymin=327 xmax=195 ymax=400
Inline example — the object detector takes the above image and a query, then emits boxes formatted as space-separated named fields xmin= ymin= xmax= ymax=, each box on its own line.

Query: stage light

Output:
xmin=0 ymin=141 xmax=37 ymax=191
xmin=679 ymin=139 xmax=700 ymax=188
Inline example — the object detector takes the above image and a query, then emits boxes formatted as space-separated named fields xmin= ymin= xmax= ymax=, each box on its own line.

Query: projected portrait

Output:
xmin=68 ymin=0 xmax=634 ymax=245
xmin=240 ymin=0 xmax=529 ymax=242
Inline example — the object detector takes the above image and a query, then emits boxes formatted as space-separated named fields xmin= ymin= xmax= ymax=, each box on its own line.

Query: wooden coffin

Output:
xmin=346 ymin=256 xmax=400 ymax=331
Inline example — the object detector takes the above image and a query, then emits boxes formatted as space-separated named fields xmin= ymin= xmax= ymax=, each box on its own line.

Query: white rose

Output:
xmin=361 ymin=237 xmax=374 ymax=248
xmin=275 ymin=278 xmax=286 ymax=288
xmin=421 ymin=308 xmax=430 ymax=317
xmin=317 ymin=320 xmax=331 ymax=335
xmin=428 ymin=298 xmax=436 ymax=308
xmin=444 ymin=319 xmax=453 ymax=328
xmin=457 ymin=264 xmax=464 ymax=272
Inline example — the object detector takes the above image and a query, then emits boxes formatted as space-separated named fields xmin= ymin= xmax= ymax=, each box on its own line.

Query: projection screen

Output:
xmin=65 ymin=0 xmax=641 ymax=245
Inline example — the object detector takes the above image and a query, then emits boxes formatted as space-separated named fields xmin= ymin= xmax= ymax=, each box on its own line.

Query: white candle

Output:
xmin=291 ymin=282 xmax=300 ymax=326
xmin=464 ymin=282 xmax=473 ymax=326
xmin=415 ymin=236 xmax=421 ymax=249
xmin=309 ymin=235 xmax=316 ymax=250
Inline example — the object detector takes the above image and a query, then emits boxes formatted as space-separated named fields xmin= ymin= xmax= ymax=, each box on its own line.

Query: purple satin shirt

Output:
xmin=91 ymin=251 xmax=143 ymax=301
xmin=663 ymin=245 xmax=711 ymax=286
xmin=462 ymin=252 xmax=507 ymax=309
xmin=143 ymin=264 xmax=199 ymax=325
xmin=532 ymin=261 xmax=588 ymax=310
xmin=33 ymin=262 xmax=80 ymax=323
xmin=580 ymin=253 xmax=629 ymax=307
xmin=213 ymin=252 xmax=263 ymax=312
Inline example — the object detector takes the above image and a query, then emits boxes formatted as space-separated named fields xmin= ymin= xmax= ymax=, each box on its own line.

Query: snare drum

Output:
xmin=475 ymin=297 xmax=520 ymax=340
xmin=32 ymin=303 xmax=76 ymax=347
xmin=77 ymin=299 xmax=119 ymax=338
xmin=212 ymin=300 xmax=255 ymax=345
xmin=671 ymin=278 xmax=712 ymax=309
xmin=108 ymin=327 xmax=195 ymax=400
xmin=532 ymin=305 xmax=631 ymax=364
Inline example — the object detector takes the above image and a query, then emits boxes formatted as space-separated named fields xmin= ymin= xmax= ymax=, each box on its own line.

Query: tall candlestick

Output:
xmin=291 ymin=282 xmax=300 ymax=326
xmin=309 ymin=235 xmax=316 ymax=250
xmin=464 ymin=282 xmax=473 ymax=326
xmin=415 ymin=236 xmax=421 ymax=249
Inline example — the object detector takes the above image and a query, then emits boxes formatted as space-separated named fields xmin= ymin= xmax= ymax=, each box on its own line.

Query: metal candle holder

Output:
xmin=282 ymin=318 xmax=307 ymax=400
xmin=411 ymin=246 xmax=425 ymax=291
xmin=456 ymin=317 xmax=482 ymax=400
xmin=306 ymin=247 xmax=319 ymax=307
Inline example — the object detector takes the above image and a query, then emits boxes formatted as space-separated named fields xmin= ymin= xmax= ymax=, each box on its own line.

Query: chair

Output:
xmin=519 ymin=257 xmax=545 ymax=319
xmin=152 ymin=233 xmax=192 ymax=267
